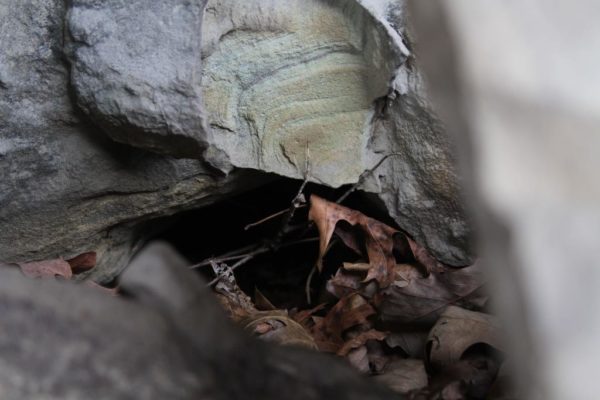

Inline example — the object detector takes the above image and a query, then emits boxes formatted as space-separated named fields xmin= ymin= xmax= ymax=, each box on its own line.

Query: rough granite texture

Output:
xmin=0 ymin=0 xmax=473 ymax=281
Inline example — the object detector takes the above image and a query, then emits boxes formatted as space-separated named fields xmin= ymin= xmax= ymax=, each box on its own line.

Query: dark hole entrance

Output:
xmin=151 ymin=175 xmax=396 ymax=309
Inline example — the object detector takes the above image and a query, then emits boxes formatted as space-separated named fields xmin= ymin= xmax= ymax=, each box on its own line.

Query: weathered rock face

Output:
xmin=200 ymin=0 xmax=402 ymax=185
xmin=367 ymin=70 xmax=472 ymax=265
xmin=0 ymin=242 xmax=397 ymax=399
xmin=0 ymin=0 xmax=473 ymax=281
xmin=199 ymin=0 xmax=473 ymax=265
xmin=0 ymin=0 xmax=267 ymax=281
xmin=66 ymin=0 xmax=210 ymax=158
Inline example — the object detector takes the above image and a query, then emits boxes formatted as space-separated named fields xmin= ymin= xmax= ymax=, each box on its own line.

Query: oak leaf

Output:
xmin=309 ymin=195 xmax=398 ymax=287
xmin=311 ymin=293 xmax=377 ymax=352
xmin=379 ymin=263 xmax=487 ymax=325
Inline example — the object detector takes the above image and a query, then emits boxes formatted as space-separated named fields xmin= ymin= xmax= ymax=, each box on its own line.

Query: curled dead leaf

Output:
xmin=311 ymin=293 xmax=378 ymax=353
xmin=242 ymin=311 xmax=318 ymax=350
xmin=385 ymin=331 xmax=429 ymax=359
xmin=372 ymin=359 xmax=428 ymax=395
xmin=290 ymin=303 xmax=326 ymax=327
xmin=337 ymin=329 xmax=387 ymax=356
xmin=426 ymin=306 xmax=503 ymax=369
xmin=379 ymin=262 xmax=487 ymax=326
xmin=15 ymin=251 xmax=98 ymax=279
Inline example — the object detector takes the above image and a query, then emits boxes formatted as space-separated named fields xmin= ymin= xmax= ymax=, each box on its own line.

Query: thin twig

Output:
xmin=280 ymin=236 xmax=319 ymax=249
xmin=305 ymin=265 xmax=317 ymax=305
xmin=189 ymin=243 xmax=259 ymax=270
xmin=189 ymin=253 xmax=249 ymax=270
xmin=244 ymin=204 xmax=307 ymax=231
xmin=201 ymin=151 xmax=400 ymax=287
xmin=304 ymin=237 xmax=338 ymax=304
xmin=272 ymin=144 xmax=311 ymax=247
xmin=206 ymin=251 xmax=265 ymax=287
xmin=203 ymin=238 xmax=320 ymax=287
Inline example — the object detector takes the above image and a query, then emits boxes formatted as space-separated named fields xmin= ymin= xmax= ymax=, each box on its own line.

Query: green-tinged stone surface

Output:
xmin=201 ymin=0 xmax=399 ymax=186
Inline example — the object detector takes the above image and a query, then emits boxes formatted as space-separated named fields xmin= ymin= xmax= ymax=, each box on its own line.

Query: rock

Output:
xmin=66 ymin=0 xmax=211 ymax=158
xmin=0 ymin=242 xmax=398 ymax=400
xmin=200 ymin=0 xmax=474 ymax=265
xmin=410 ymin=1 xmax=600 ymax=398
xmin=367 ymin=75 xmax=473 ymax=265
xmin=0 ymin=0 xmax=267 ymax=281
xmin=200 ymin=0 xmax=404 ymax=185
xmin=0 ymin=0 xmax=473 ymax=283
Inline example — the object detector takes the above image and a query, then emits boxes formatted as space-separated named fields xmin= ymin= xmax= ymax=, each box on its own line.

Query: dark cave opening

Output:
xmin=151 ymin=175 xmax=398 ymax=309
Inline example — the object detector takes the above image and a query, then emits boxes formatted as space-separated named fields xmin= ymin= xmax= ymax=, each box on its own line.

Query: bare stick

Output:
xmin=206 ymin=250 xmax=266 ymax=287
xmin=244 ymin=204 xmax=307 ymax=231
xmin=189 ymin=243 xmax=260 ymax=270
xmin=272 ymin=144 xmax=311 ymax=247
xmin=189 ymin=253 xmax=251 ymax=270
xmin=280 ymin=236 xmax=319 ymax=249
xmin=305 ymin=265 xmax=317 ymax=305
xmin=304 ymin=238 xmax=338 ymax=304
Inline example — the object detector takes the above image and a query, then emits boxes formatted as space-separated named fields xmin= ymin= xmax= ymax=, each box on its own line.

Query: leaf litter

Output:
xmin=1 ymin=179 xmax=513 ymax=399
xmin=1 ymin=251 xmax=118 ymax=295
xmin=206 ymin=192 xmax=511 ymax=399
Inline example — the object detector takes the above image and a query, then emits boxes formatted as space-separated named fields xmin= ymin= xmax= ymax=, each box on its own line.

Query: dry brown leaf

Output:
xmin=242 ymin=311 xmax=318 ymax=350
xmin=343 ymin=262 xmax=371 ymax=272
xmin=309 ymin=195 xmax=398 ymax=287
xmin=385 ymin=331 xmax=429 ymax=358
xmin=18 ymin=258 xmax=72 ymax=279
xmin=291 ymin=303 xmax=326 ymax=326
xmin=326 ymin=269 xmax=364 ymax=298
xmin=426 ymin=352 xmax=501 ymax=400
xmin=379 ymin=263 xmax=487 ymax=325
xmin=439 ymin=381 xmax=467 ymax=400
xmin=342 ymin=338 xmax=389 ymax=375
xmin=66 ymin=251 xmax=97 ymax=274
xmin=347 ymin=346 xmax=370 ymax=374
xmin=426 ymin=306 xmax=503 ymax=369
xmin=337 ymin=329 xmax=387 ymax=356
xmin=312 ymin=293 xmax=376 ymax=352
xmin=406 ymin=237 xmax=447 ymax=274
xmin=372 ymin=359 xmax=428 ymax=395
xmin=16 ymin=251 xmax=98 ymax=279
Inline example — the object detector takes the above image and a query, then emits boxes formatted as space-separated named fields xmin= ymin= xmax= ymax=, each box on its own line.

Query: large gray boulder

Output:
xmin=0 ymin=0 xmax=473 ymax=282
xmin=0 ymin=242 xmax=397 ymax=399
xmin=0 ymin=0 xmax=266 ymax=282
